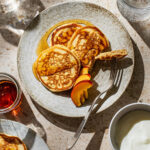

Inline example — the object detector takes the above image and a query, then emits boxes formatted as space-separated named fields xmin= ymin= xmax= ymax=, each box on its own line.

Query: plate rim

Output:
xmin=17 ymin=1 xmax=134 ymax=117
xmin=0 ymin=119 xmax=49 ymax=149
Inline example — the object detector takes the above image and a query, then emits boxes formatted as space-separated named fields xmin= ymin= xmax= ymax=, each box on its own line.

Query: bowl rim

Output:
xmin=109 ymin=102 xmax=150 ymax=150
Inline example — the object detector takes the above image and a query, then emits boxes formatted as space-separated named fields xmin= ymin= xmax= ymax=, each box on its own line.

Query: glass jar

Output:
xmin=124 ymin=0 xmax=150 ymax=8
xmin=0 ymin=73 xmax=22 ymax=113
xmin=117 ymin=0 xmax=150 ymax=21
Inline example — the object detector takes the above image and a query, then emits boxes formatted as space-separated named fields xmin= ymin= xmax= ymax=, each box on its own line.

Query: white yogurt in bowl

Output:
xmin=109 ymin=103 xmax=150 ymax=150
xmin=116 ymin=110 xmax=150 ymax=150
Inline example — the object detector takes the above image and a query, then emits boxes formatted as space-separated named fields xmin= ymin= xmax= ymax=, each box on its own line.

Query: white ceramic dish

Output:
xmin=17 ymin=2 xmax=134 ymax=117
xmin=109 ymin=103 xmax=150 ymax=150
xmin=0 ymin=119 xmax=49 ymax=150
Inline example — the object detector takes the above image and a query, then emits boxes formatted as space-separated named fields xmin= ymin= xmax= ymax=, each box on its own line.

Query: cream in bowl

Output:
xmin=109 ymin=103 xmax=150 ymax=150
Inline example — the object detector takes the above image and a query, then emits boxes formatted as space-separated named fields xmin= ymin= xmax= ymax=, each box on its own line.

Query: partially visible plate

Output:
xmin=18 ymin=2 xmax=134 ymax=117
xmin=0 ymin=119 xmax=49 ymax=150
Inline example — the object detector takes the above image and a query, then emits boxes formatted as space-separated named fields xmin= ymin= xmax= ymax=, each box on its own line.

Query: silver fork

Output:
xmin=67 ymin=59 xmax=117 ymax=150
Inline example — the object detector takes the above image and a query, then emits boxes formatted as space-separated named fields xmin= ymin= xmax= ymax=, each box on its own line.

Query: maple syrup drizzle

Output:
xmin=36 ymin=19 xmax=93 ymax=56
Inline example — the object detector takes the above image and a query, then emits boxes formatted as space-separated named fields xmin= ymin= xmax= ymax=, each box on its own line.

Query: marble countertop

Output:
xmin=0 ymin=0 xmax=150 ymax=150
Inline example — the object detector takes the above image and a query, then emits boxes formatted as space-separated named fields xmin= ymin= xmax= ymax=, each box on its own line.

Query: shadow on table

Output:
xmin=32 ymin=39 xmax=144 ymax=150
xmin=0 ymin=0 xmax=45 ymax=46
xmin=0 ymin=28 xmax=21 ymax=46
xmin=129 ymin=18 xmax=150 ymax=48
xmin=0 ymin=94 xmax=47 ymax=143
xmin=86 ymin=39 xmax=145 ymax=150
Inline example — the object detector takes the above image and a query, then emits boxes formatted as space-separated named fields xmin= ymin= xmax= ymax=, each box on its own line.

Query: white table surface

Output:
xmin=0 ymin=0 xmax=150 ymax=150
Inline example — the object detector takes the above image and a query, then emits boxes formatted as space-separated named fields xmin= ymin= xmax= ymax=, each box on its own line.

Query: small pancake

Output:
xmin=35 ymin=45 xmax=80 ymax=92
xmin=95 ymin=49 xmax=128 ymax=60
xmin=51 ymin=23 xmax=82 ymax=47
xmin=0 ymin=133 xmax=27 ymax=150
xmin=68 ymin=26 xmax=109 ymax=68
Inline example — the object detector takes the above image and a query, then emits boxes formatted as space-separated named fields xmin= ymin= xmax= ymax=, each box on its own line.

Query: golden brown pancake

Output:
xmin=68 ymin=26 xmax=109 ymax=68
xmin=51 ymin=23 xmax=82 ymax=47
xmin=35 ymin=45 xmax=80 ymax=92
xmin=0 ymin=133 xmax=27 ymax=150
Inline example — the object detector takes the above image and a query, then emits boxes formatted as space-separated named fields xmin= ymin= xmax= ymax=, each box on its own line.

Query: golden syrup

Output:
xmin=32 ymin=60 xmax=39 ymax=81
xmin=36 ymin=19 xmax=93 ymax=56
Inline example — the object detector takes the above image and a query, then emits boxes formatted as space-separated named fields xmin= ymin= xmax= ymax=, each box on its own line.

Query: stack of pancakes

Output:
xmin=34 ymin=22 xmax=127 ymax=92
xmin=0 ymin=133 xmax=27 ymax=150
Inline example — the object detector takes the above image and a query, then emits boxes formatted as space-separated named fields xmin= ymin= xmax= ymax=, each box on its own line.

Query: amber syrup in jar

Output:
xmin=0 ymin=80 xmax=17 ymax=109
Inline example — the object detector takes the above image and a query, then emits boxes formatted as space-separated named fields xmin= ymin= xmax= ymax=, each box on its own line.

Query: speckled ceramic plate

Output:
xmin=18 ymin=2 xmax=134 ymax=117
xmin=0 ymin=119 xmax=49 ymax=150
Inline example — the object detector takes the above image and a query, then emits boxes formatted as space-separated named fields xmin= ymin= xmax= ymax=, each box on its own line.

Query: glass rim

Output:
xmin=123 ymin=0 xmax=150 ymax=8
xmin=0 ymin=72 xmax=22 ymax=113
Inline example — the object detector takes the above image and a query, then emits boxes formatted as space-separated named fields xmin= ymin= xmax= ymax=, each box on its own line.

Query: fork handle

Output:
xmin=68 ymin=92 xmax=104 ymax=150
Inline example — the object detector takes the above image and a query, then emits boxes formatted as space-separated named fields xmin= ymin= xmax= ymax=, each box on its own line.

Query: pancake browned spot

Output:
xmin=35 ymin=45 xmax=80 ymax=92
xmin=68 ymin=26 xmax=109 ymax=68
xmin=0 ymin=133 xmax=27 ymax=150
xmin=51 ymin=23 xmax=82 ymax=47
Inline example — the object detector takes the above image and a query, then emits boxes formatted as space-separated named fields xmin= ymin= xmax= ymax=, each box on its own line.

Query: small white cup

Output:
xmin=109 ymin=103 xmax=150 ymax=150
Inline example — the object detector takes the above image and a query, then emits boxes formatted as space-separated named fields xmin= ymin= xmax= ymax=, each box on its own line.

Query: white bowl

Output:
xmin=109 ymin=102 xmax=150 ymax=150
